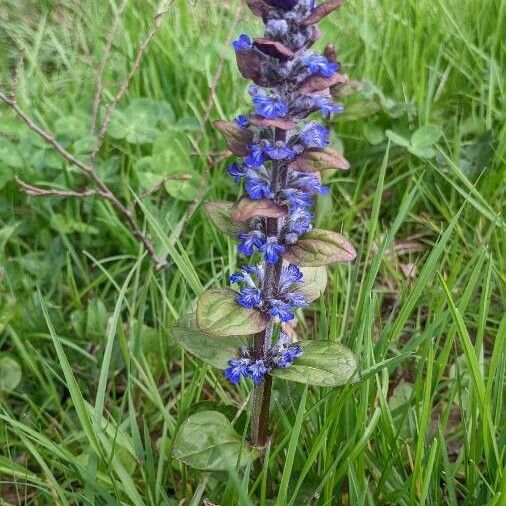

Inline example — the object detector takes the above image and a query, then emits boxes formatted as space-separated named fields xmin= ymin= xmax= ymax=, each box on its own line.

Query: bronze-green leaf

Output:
xmin=270 ymin=341 xmax=357 ymax=387
xmin=249 ymin=116 xmax=296 ymax=131
xmin=303 ymin=0 xmax=345 ymax=26
xmin=254 ymin=38 xmax=295 ymax=60
xmin=172 ymin=313 xmax=248 ymax=369
xmin=231 ymin=197 xmax=287 ymax=222
xmin=196 ymin=288 xmax=268 ymax=337
xmin=214 ymin=120 xmax=253 ymax=156
xmin=283 ymin=229 xmax=356 ymax=266
xmin=289 ymin=148 xmax=350 ymax=172
xmin=299 ymin=72 xmax=348 ymax=94
xmin=173 ymin=411 xmax=258 ymax=471
xmin=203 ymin=201 xmax=243 ymax=238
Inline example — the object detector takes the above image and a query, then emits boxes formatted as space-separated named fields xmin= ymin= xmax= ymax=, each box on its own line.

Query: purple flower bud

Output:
xmin=235 ymin=115 xmax=250 ymax=128
xmin=266 ymin=0 xmax=298 ymax=9
xmin=227 ymin=162 xmax=247 ymax=182
xmin=266 ymin=19 xmax=289 ymax=37
xmin=233 ymin=34 xmax=253 ymax=51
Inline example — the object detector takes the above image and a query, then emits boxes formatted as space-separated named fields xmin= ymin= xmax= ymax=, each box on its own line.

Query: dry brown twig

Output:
xmin=92 ymin=0 xmax=174 ymax=160
xmin=90 ymin=0 xmax=129 ymax=134
xmin=0 ymin=0 xmax=173 ymax=269
xmin=15 ymin=177 xmax=104 ymax=198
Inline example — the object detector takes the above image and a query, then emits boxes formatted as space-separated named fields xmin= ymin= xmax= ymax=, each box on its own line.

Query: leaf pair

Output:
xmin=194 ymin=265 xmax=326 ymax=337
xmin=205 ymin=202 xmax=357 ymax=268
xmin=172 ymin=311 xmax=358 ymax=388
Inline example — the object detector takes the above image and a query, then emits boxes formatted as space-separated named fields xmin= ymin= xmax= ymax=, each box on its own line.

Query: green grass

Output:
xmin=0 ymin=0 xmax=505 ymax=504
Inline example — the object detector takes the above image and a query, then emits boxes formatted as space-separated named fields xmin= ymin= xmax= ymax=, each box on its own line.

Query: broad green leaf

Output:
xmin=283 ymin=229 xmax=356 ymax=266
xmin=0 ymin=139 xmax=24 ymax=168
xmin=408 ymin=145 xmax=436 ymax=158
xmin=270 ymin=341 xmax=357 ymax=387
xmin=173 ymin=411 xmax=258 ymax=471
xmin=108 ymin=100 xmax=160 ymax=144
xmin=362 ymin=123 xmax=385 ymax=145
xmin=411 ymin=125 xmax=442 ymax=149
xmin=335 ymin=99 xmax=380 ymax=121
xmin=153 ymin=131 xmax=198 ymax=201
xmin=0 ymin=356 xmax=22 ymax=392
xmin=164 ymin=172 xmax=199 ymax=202
xmin=196 ymin=288 xmax=268 ymax=337
xmin=73 ymin=135 xmax=98 ymax=154
xmin=204 ymin=201 xmax=243 ymax=238
xmin=175 ymin=116 xmax=200 ymax=131
xmin=54 ymin=114 xmax=88 ymax=140
xmin=385 ymin=129 xmax=410 ymax=148
xmin=172 ymin=313 xmax=248 ymax=369
xmin=298 ymin=266 xmax=327 ymax=303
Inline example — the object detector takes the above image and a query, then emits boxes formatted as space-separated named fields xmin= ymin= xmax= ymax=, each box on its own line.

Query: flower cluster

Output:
xmin=230 ymin=263 xmax=309 ymax=322
xmin=218 ymin=0 xmax=348 ymax=385
xmin=224 ymin=332 xmax=303 ymax=385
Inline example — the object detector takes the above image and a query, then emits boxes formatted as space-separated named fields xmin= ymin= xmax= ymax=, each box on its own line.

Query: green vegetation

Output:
xmin=0 ymin=0 xmax=504 ymax=504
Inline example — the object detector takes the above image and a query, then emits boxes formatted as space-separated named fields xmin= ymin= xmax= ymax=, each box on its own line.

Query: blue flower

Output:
xmin=235 ymin=115 xmax=249 ymax=128
xmin=304 ymin=54 xmax=339 ymax=78
xmin=238 ymin=230 xmax=265 ymax=256
xmin=284 ymin=292 xmax=309 ymax=308
xmin=227 ymin=162 xmax=247 ymax=182
xmin=285 ymin=207 xmax=313 ymax=234
xmin=279 ymin=263 xmax=303 ymax=290
xmin=268 ymin=299 xmax=295 ymax=322
xmin=230 ymin=264 xmax=263 ymax=287
xmin=314 ymin=97 xmax=344 ymax=118
xmin=233 ymin=34 xmax=252 ymax=51
xmin=248 ymin=360 xmax=269 ymax=384
xmin=236 ymin=287 xmax=262 ymax=309
xmin=245 ymin=173 xmax=272 ymax=200
xmin=229 ymin=271 xmax=244 ymax=284
xmin=300 ymin=123 xmax=330 ymax=148
xmin=224 ymin=358 xmax=251 ymax=384
xmin=274 ymin=345 xmax=303 ymax=368
xmin=260 ymin=236 xmax=285 ymax=263
xmin=289 ymin=171 xmax=330 ymax=195
xmin=279 ymin=188 xmax=314 ymax=208
xmin=244 ymin=144 xmax=265 ymax=167
xmin=264 ymin=141 xmax=296 ymax=160
xmin=266 ymin=19 xmax=289 ymax=37
xmin=252 ymin=93 xmax=289 ymax=119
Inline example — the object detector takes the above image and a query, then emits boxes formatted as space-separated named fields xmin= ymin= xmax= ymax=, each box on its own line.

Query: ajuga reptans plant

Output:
xmin=172 ymin=0 xmax=359 ymax=465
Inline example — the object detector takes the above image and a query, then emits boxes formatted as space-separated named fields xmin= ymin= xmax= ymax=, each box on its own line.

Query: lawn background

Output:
xmin=0 ymin=0 xmax=504 ymax=504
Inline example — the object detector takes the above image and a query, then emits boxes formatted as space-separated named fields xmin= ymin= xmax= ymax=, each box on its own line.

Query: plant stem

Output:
xmin=251 ymin=128 xmax=287 ymax=450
